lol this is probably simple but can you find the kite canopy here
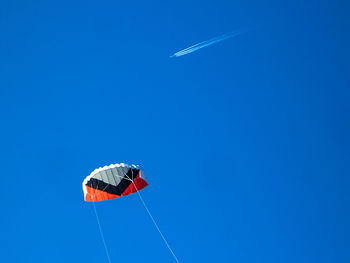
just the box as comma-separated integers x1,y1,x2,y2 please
82,163,148,202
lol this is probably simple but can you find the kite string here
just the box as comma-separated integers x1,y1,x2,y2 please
131,181,180,263
92,196,112,263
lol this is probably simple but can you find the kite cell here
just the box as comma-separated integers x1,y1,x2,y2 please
82,163,148,202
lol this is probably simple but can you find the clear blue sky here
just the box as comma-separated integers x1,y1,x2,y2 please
1,1,349,262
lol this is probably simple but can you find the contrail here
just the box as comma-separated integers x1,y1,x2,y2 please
170,29,248,57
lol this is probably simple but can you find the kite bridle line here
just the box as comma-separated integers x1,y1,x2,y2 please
88,169,136,263
91,192,112,263
90,170,180,263
126,170,181,263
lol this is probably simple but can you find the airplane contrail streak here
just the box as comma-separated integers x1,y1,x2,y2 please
170,30,248,57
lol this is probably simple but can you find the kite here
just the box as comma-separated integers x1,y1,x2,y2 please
82,163,180,263
82,163,148,202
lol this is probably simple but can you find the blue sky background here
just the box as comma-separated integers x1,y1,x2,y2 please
1,1,349,262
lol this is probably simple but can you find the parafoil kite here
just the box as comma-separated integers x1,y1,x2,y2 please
82,163,180,263
82,163,148,202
